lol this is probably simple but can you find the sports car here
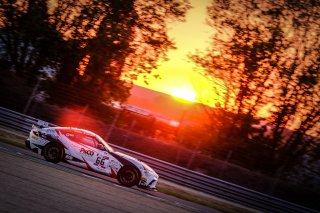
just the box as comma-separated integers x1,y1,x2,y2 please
25,125,159,189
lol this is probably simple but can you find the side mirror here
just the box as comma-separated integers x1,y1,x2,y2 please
97,143,105,151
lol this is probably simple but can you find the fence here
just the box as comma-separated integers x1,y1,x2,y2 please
0,106,318,213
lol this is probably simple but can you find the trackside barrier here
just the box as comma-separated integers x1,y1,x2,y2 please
0,106,317,213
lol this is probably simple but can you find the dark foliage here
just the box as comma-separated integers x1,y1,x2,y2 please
0,0,191,103
191,0,320,175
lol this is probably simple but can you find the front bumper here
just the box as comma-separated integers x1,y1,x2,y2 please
138,175,159,190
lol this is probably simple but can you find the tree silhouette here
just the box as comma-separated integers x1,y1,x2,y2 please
0,0,63,82
0,0,191,102
191,0,319,173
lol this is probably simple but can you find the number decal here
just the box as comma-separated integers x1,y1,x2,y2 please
95,157,105,166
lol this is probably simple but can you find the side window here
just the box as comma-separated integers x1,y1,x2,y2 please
76,134,96,147
64,131,96,147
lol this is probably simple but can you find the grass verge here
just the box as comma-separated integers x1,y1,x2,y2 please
0,129,26,148
157,181,259,213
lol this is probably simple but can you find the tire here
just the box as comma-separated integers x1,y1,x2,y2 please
25,140,31,149
117,166,141,187
43,143,64,163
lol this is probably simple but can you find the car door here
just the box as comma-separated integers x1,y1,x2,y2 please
62,131,97,168
73,132,114,176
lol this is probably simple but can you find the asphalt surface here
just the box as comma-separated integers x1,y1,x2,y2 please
0,142,219,213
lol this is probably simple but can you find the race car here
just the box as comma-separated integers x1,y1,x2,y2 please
25,125,159,189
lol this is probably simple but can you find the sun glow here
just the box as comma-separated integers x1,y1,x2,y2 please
171,87,197,102
133,0,216,106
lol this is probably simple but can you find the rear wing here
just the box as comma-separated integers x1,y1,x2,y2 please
33,120,49,129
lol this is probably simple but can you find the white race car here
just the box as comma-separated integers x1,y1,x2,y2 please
25,126,159,189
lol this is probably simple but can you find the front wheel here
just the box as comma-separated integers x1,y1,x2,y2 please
117,166,141,187
43,143,64,163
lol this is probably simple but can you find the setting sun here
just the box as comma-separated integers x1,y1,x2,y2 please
134,0,214,106
171,87,197,102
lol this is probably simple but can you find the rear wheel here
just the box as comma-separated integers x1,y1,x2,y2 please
43,143,64,163
117,166,141,187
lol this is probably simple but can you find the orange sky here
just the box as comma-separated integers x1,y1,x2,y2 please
133,0,219,106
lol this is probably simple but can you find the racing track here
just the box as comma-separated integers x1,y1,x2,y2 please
0,142,219,213
2,107,319,213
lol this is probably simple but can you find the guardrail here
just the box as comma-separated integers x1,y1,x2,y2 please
0,106,317,213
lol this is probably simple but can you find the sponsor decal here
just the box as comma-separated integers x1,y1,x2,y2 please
109,152,134,167
80,148,94,156
110,160,118,168
31,136,38,140
66,133,74,137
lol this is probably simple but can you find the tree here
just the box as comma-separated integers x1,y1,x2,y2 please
0,0,191,102
192,0,282,153
262,0,320,173
191,0,320,173
0,0,64,82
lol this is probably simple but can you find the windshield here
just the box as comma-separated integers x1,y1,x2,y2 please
95,135,114,152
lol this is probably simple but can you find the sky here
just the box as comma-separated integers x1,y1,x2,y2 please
133,0,217,106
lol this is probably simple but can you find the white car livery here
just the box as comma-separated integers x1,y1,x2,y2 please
25,126,159,189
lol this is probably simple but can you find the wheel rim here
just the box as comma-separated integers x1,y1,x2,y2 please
47,146,60,161
120,170,136,185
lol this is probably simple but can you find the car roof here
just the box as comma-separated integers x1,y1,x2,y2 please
45,127,97,136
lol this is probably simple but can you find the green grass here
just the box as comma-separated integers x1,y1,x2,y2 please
0,130,26,148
